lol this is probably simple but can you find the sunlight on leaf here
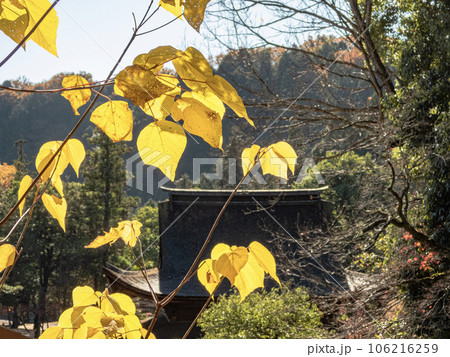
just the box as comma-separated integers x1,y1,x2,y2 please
183,0,211,32
133,45,181,71
197,259,221,296
118,220,142,248
18,174,33,216
171,93,223,149
234,252,265,302
65,139,85,177
114,64,174,107
42,193,67,231
260,141,297,180
20,0,59,56
90,101,133,143
137,120,187,181
61,75,91,115
0,0,28,46
84,227,121,249
248,241,281,286
208,74,253,126
73,286,98,307
0,243,16,273
241,145,260,176
215,246,248,286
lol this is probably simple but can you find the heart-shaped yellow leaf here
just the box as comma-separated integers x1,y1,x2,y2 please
137,121,187,181
20,0,59,56
65,139,85,177
183,0,211,32
0,243,16,273
18,174,33,216
61,75,91,115
114,65,174,107
248,241,281,286
90,101,133,143
234,252,265,302
73,286,98,307
133,45,181,71
117,220,142,248
241,145,260,176
197,258,221,296
171,93,223,149
260,142,297,180
207,74,253,126
42,193,67,232
215,246,248,286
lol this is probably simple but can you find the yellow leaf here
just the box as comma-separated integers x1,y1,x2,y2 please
73,323,88,339
215,246,248,286
140,74,181,120
42,193,66,232
241,145,260,176
18,174,33,216
114,64,174,107
58,307,86,330
133,45,181,71
52,175,63,197
0,0,28,46
81,306,104,329
159,0,183,19
118,220,142,248
123,314,142,339
248,241,281,286
171,93,223,149
109,293,136,316
90,101,133,143
173,46,213,90
0,243,16,273
197,259,221,296
35,141,68,182
183,0,211,32
87,328,106,339
84,227,121,249
270,141,297,175
207,74,254,126
39,326,63,339
210,243,231,260
260,142,297,180
65,138,85,177
20,0,58,56
137,121,187,181
72,286,98,307
61,75,91,115
234,252,265,302
190,88,226,118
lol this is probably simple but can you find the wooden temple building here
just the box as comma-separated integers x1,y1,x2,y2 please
103,187,341,338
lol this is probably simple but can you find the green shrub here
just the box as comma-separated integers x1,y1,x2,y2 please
197,286,329,339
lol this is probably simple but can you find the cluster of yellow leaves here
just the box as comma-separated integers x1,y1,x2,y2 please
40,286,155,339
198,241,281,302
85,220,142,249
17,139,85,231
60,46,251,183
0,0,58,56
159,0,210,32
0,243,16,273
242,142,298,180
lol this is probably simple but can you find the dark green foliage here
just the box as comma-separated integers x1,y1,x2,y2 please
197,286,329,339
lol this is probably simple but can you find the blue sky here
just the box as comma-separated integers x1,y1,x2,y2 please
0,1,213,83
